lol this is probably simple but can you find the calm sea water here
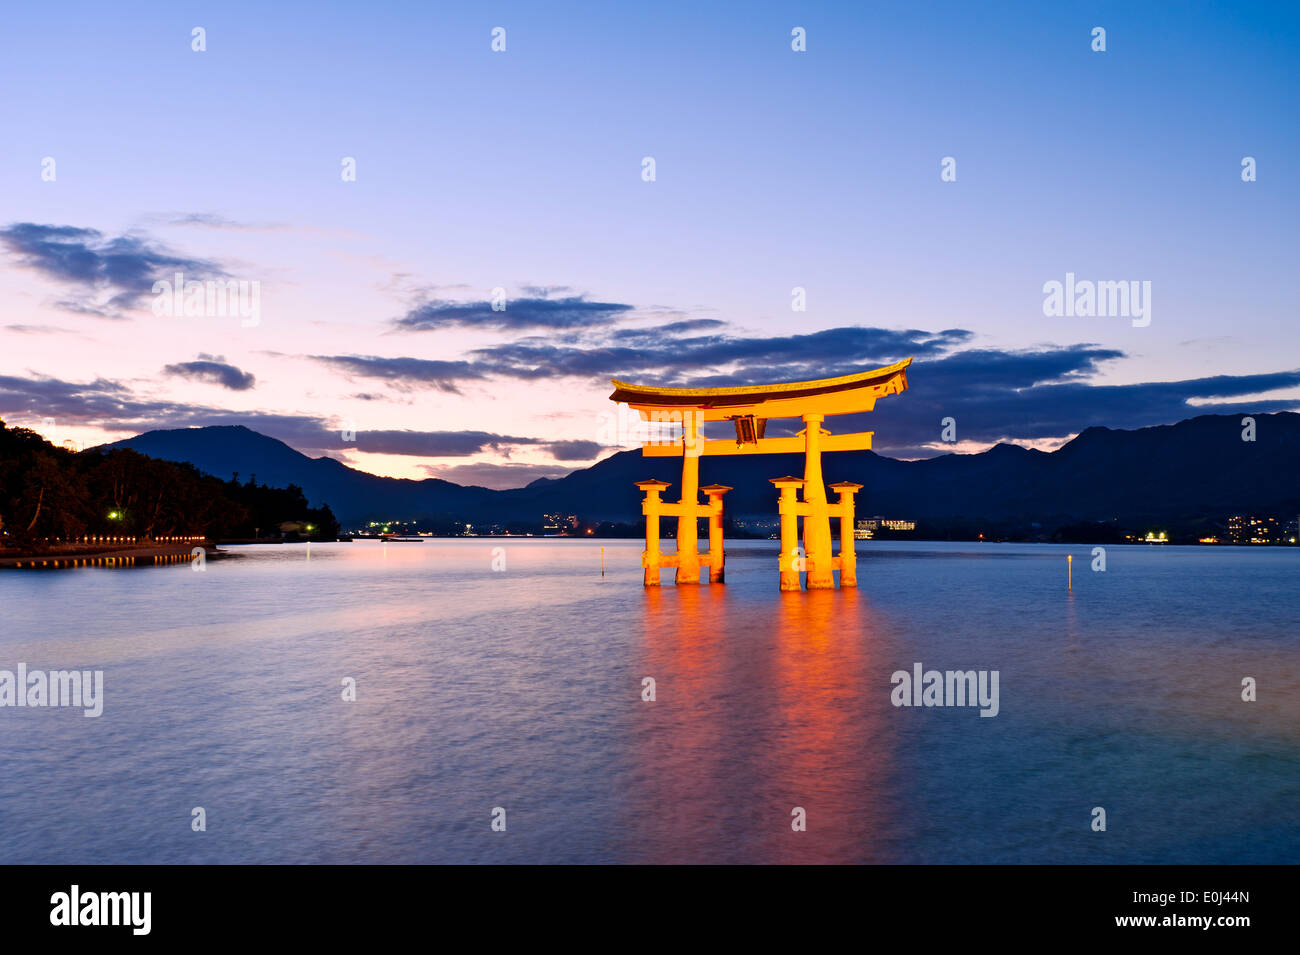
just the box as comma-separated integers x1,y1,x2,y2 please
0,539,1296,864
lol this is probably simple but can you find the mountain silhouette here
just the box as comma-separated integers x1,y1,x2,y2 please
99,414,1300,530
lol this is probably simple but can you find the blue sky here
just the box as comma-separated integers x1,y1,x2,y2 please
1,1,1297,485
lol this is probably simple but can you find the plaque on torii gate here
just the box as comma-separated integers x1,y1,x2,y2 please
609,357,912,590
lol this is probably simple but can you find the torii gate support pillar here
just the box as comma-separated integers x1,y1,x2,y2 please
636,479,671,586
829,481,862,588
701,484,731,582
771,477,805,592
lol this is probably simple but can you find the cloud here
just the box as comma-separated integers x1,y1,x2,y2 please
307,355,484,393
162,356,256,391
0,375,535,459
0,373,139,423
460,325,970,384
851,353,1300,456
144,212,356,238
327,429,544,457
7,319,1300,468
518,285,574,298
160,213,260,229
0,368,609,469
609,318,727,340
154,213,285,231
394,294,634,332
479,321,1300,453
0,374,297,447
307,320,1300,455
304,431,603,462
3,324,71,335
545,439,603,461
0,222,226,318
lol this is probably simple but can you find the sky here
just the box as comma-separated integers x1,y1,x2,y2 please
1,0,1297,487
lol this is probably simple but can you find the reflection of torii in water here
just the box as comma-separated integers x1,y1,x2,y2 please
609,357,912,591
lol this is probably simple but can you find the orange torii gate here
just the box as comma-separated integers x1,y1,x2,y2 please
609,357,912,590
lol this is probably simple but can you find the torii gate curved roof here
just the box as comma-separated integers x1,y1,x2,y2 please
610,357,911,421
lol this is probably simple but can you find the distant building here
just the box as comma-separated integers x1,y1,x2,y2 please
1228,515,1282,544
879,519,916,531
855,517,915,539
542,513,578,533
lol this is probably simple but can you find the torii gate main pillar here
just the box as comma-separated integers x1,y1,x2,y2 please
675,411,702,584
800,413,835,589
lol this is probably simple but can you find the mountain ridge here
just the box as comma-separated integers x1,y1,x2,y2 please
97,413,1300,529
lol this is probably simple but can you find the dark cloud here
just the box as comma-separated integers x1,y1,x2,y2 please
518,285,574,298
299,429,602,462
0,372,141,423
0,222,226,317
162,356,256,391
307,321,1300,456
467,325,971,383
197,418,541,459
308,355,483,394
394,295,634,332
608,318,727,342
546,439,603,461
669,339,1300,455
7,320,1300,468
0,375,538,460
0,393,321,444
863,357,1300,455
331,430,543,457
313,325,967,392
484,323,1300,454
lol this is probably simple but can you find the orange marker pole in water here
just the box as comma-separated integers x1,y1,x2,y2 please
1067,554,1073,591
601,547,605,577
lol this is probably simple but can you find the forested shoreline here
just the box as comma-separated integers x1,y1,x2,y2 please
0,419,339,554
